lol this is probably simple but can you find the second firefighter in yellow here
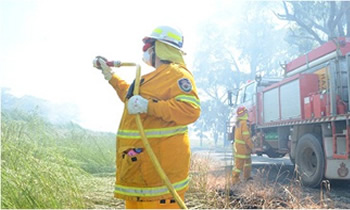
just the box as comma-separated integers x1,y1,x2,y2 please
232,106,254,184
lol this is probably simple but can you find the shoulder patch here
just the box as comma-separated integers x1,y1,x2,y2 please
177,78,192,93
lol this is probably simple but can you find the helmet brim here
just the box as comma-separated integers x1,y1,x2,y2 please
143,36,186,55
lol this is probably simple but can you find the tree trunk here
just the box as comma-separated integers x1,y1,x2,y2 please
250,58,258,79
327,1,337,40
346,2,350,36
214,132,218,146
338,21,345,37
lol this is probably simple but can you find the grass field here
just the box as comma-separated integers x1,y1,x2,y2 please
1,110,334,209
1,110,116,209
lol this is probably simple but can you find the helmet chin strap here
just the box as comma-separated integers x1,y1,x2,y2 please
152,50,156,67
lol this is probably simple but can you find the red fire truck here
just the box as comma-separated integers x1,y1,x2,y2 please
228,37,350,187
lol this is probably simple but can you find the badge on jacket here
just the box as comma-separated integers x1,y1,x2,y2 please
178,78,192,93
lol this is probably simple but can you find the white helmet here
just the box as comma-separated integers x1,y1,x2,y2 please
143,25,184,50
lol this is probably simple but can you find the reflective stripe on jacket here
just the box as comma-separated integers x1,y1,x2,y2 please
117,125,188,139
115,177,189,197
109,63,200,201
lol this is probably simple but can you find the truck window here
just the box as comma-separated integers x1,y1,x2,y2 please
244,82,255,103
235,82,256,106
236,87,244,105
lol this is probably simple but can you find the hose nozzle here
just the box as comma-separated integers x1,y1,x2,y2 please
93,56,122,69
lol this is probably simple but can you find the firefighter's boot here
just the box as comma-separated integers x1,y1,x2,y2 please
232,172,241,185
243,158,252,181
232,158,245,185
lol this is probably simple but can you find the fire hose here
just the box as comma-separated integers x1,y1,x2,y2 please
95,59,188,209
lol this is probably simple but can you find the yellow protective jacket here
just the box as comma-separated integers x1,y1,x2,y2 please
234,120,254,158
108,63,201,201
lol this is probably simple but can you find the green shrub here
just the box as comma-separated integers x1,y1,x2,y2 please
1,110,116,208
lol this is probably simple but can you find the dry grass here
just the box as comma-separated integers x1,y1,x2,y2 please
82,174,124,209
187,154,334,209
81,155,336,209
2,110,339,209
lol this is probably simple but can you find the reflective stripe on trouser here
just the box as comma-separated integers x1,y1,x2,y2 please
242,131,250,135
232,155,252,184
243,158,252,179
235,139,245,145
115,177,189,197
117,126,188,139
125,193,185,209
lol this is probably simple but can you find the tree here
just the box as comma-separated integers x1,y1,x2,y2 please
192,20,246,147
192,45,237,146
277,1,350,53
235,1,294,78
192,2,291,146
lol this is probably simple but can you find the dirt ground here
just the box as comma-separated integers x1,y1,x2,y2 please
194,148,350,209
84,149,350,209
83,175,124,209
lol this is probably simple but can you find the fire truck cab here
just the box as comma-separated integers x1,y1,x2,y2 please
228,37,350,187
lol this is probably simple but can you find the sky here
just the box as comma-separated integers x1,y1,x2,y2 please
0,0,244,132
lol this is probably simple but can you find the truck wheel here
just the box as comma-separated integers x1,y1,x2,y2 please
295,133,324,187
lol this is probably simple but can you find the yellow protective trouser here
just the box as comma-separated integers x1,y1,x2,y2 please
125,193,185,209
232,156,252,184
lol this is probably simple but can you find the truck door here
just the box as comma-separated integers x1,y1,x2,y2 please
236,81,256,122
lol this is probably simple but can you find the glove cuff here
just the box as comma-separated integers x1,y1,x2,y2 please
104,72,114,81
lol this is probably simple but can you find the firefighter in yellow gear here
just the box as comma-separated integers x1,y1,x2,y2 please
93,25,201,209
232,106,254,184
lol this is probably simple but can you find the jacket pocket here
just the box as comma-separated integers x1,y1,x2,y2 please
119,148,146,185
